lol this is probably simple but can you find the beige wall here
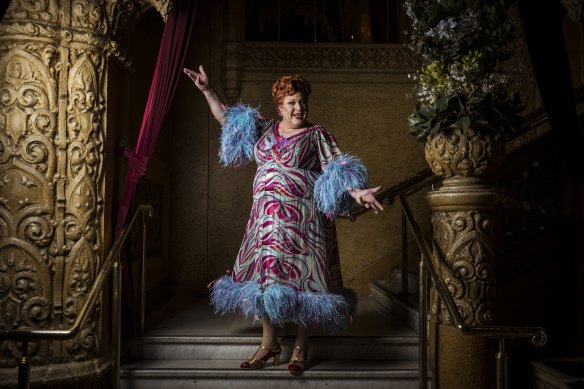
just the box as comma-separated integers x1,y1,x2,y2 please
166,1,428,296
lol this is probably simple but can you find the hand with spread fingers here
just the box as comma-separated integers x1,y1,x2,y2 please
183,65,226,125
183,65,209,93
350,186,384,214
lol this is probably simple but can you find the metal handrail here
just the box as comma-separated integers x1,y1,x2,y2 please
349,168,435,220
0,204,153,389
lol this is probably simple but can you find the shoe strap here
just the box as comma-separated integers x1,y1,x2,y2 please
291,345,308,362
260,344,280,352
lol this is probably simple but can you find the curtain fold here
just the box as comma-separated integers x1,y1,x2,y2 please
116,0,198,233
114,0,198,333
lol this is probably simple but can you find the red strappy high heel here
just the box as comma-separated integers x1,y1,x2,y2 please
288,345,309,374
240,344,282,369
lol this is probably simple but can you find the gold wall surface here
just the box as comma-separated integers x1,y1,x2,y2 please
0,0,170,384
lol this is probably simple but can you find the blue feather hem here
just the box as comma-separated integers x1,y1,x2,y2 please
219,104,262,167
210,275,358,333
314,153,368,217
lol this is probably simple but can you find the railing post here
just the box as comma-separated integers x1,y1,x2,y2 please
112,260,122,389
18,341,29,389
138,212,148,334
401,210,409,296
419,257,428,389
496,338,508,389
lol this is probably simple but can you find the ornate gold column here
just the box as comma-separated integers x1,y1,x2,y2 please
0,0,169,386
424,127,501,389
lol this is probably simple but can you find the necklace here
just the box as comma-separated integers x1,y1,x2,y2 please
273,134,289,153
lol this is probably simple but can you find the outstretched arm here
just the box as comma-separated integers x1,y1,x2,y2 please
183,65,226,126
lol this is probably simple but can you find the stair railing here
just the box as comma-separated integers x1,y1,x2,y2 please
0,204,153,389
345,85,584,388
399,178,547,389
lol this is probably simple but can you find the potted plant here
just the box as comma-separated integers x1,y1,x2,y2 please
404,0,523,178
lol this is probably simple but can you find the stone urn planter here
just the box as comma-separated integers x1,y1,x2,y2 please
424,125,504,179
424,125,503,325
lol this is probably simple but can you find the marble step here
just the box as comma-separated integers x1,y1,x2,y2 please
120,358,423,389
370,281,420,334
125,335,419,361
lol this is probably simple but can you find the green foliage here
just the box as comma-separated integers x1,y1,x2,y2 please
407,92,523,140
404,0,523,141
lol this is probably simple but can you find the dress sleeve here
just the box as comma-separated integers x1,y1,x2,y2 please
219,104,268,167
313,127,368,218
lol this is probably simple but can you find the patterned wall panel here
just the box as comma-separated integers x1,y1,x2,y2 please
0,0,171,372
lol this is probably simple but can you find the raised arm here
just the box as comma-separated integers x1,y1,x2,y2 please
183,65,226,126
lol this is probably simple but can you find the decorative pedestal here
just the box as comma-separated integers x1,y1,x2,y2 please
423,125,503,389
426,177,500,389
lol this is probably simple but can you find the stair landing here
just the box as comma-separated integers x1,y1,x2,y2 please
120,293,423,389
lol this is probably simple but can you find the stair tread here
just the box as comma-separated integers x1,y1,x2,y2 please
372,280,419,306
124,335,419,362
121,358,420,377
130,335,418,344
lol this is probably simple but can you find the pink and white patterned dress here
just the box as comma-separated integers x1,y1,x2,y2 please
211,106,367,332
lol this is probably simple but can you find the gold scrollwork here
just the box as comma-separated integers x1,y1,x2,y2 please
20,215,55,249
0,51,57,147
0,161,53,214
0,245,51,331
72,0,107,33
4,0,59,24
431,209,496,325
21,136,55,176
0,0,165,370
64,325,98,361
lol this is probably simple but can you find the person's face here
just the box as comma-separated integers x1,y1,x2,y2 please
279,91,308,129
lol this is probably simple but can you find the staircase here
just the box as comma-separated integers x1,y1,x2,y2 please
119,292,425,389
370,269,420,334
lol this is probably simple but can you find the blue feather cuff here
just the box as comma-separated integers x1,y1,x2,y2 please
219,104,262,167
314,154,368,217
210,275,357,333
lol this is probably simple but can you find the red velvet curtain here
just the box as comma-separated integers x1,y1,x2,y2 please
116,0,197,234
115,0,197,328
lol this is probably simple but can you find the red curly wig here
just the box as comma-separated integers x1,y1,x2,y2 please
271,75,312,111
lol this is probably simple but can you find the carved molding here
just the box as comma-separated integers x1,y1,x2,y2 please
146,0,172,22
243,43,421,71
425,127,505,178
104,0,170,68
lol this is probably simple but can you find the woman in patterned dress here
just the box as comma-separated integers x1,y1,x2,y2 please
184,66,383,374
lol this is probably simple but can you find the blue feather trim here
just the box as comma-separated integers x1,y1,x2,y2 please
210,275,357,332
314,153,368,217
219,104,262,167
